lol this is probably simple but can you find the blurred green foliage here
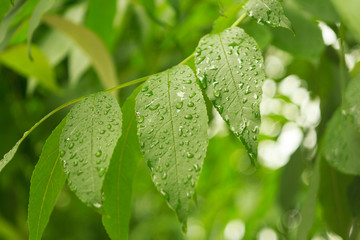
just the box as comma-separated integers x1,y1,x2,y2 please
0,0,360,239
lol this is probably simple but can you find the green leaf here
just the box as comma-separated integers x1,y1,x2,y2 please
102,85,143,240
0,1,11,20
212,4,243,34
59,92,122,207
344,72,360,133
195,27,264,159
323,109,360,175
27,0,56,58
244,0,292,31
270,3,325,62
318,159,353,239
28,118,67,240
293,0,339,22
347,177,360,219
296,156,321,240
0,44,59,92
68,47,90,87
85,0,117,49
135,65,208,228
331,0,360,43
42,14,118,89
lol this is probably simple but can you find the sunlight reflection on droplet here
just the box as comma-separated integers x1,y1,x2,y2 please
257,228,278,240
224,219,246,240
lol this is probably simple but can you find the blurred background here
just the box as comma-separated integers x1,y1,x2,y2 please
0,0,359,239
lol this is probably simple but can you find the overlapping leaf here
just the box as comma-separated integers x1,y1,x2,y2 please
85,0,117,49
28,118,67,240
27,0,56,57
135,65,208,228
344,73,360,132
331,0,360,43
323,110,360,175
0,44,58,92
318,159,353,239
244,0,292,31
59,92,122,207
195,27,264,159
102,86,143,240
43,14,118,89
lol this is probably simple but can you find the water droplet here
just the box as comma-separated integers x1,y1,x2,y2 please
100,129,106,134
216,105,223,114
187,102,194,107
242,98,248,103
99,168,106,177
73,161,78,166
193,164,201,172
145,91,153,97
60,151,66,157
95,150,102,157
93,202,102,208
68,143,74,149
160,189,169,200
161,173,167,180
106,104,112,108
216,55,221,60
149,103,160,110
214,90,221,98
185,114,193,120
141,86,149,92
179,127,183,136
70,153,77,159
187,152,194,158
137,114,144,123
186,192,192,199
176,101,183,109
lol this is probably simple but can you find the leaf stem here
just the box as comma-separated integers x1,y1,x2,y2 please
231,12,248,27
1,7,251,167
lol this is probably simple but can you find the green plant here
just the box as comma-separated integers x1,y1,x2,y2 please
0,0,360,239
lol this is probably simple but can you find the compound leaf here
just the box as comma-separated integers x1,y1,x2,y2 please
135,65,208,228
28,118,67,240
102,86,143,240
59,92,122,207
195,27,264,160
244,0,292,31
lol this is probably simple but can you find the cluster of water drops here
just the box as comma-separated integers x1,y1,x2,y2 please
195,27,264,156
135,66,208,208
59,93,122,203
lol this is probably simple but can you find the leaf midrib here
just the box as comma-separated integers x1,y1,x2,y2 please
217,32,250,152
35,150,59,240
90,96,96,201
167,70,181,209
